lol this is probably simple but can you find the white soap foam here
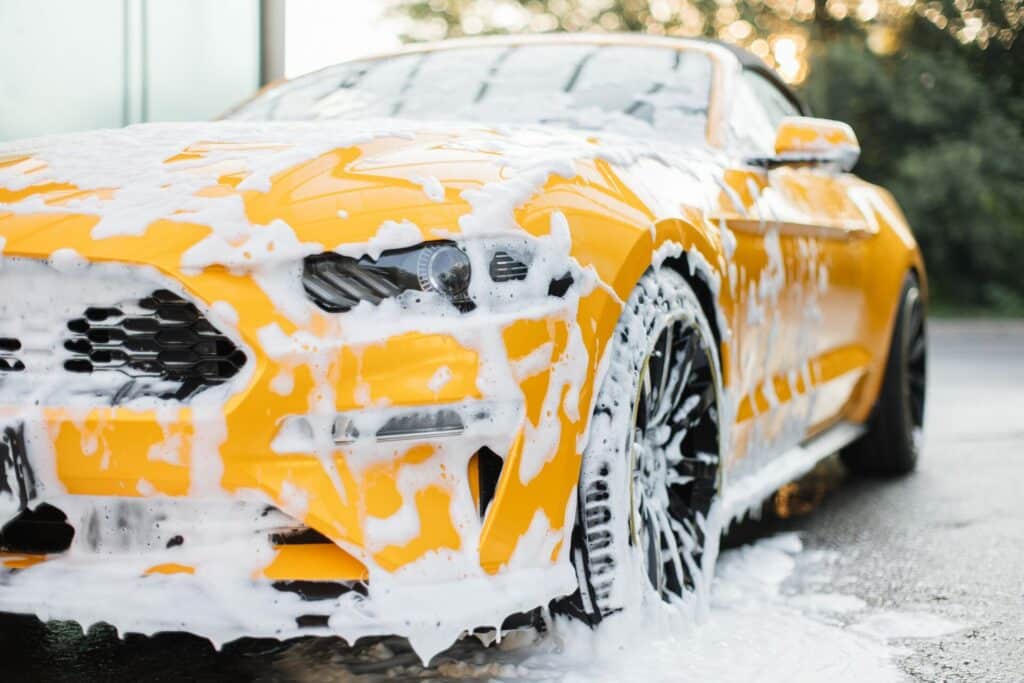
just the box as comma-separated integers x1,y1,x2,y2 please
852,610,965,641
269,533,916,682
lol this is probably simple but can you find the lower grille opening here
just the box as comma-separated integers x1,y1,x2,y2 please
274,580,367,602
474,447,504,519
0,503,75,555
548,272,574,297
474,608,544,633
269,527,332,545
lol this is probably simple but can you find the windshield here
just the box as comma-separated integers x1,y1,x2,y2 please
229,43,713,142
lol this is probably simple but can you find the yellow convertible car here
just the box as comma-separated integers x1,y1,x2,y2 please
0,35,926,658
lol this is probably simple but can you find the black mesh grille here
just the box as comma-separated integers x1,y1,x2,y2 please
63,289,246,400
0,337,24,372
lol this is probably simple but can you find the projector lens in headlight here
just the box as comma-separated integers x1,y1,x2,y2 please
418,244,471,300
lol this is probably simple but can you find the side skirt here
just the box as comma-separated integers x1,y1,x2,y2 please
721,421,867,522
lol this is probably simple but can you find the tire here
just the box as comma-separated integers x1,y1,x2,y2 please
568,268,724,622
841,274,927,476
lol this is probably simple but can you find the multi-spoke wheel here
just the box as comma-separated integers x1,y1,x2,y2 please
570,268,722,621
629,316,720,598
842,273,927,475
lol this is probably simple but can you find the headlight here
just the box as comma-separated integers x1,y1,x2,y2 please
417,244,472,301
303,240,537,313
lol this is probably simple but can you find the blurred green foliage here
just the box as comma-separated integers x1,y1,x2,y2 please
392,1,1024,312
804,20,1024,312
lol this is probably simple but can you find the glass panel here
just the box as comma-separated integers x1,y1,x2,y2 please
145,0,260,122
726,76,778,157
312,54,425,120
743,72,800,128
443,45,595,126
0,0,124,141
393,48,507,117
230,44,713,142
571,46,711,142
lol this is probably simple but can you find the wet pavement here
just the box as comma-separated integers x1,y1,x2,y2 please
1,319,1022,682
780,320,1024,682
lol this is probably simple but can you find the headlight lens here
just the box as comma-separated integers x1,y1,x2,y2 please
303,241,532,313
417,244,472,300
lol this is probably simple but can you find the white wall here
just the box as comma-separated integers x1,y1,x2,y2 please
0,0,261,141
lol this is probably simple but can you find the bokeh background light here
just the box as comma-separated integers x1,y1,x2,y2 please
383,0,1023,85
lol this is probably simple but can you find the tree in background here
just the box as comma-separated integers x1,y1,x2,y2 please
390,0,1024,312
803,20,1024,309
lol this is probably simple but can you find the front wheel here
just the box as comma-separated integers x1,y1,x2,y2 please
841,274,927,476
570,268,724,621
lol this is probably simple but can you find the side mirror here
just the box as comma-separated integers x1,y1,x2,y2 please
756,116,861,172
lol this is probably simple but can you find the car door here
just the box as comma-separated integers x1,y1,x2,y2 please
712,68,873,467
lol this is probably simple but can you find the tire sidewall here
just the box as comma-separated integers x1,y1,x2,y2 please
891,276,926,466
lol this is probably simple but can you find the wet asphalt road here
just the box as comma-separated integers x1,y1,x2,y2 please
0,319,1021,682
782,319,1024,682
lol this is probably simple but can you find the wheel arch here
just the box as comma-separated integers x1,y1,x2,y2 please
658,254,724,349
847,198,928,424
587,212,729,340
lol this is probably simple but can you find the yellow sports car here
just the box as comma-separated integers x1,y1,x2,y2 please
0,34,926,658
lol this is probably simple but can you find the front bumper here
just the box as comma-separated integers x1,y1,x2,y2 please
0,123,634,654
0,526,575,659
0,255,601,648
0,356,578,652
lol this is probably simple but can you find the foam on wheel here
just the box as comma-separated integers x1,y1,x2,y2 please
568,268,724,622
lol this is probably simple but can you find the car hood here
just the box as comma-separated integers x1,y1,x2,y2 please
0,120,644,272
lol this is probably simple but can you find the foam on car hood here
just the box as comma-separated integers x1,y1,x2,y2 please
0,120,642,270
